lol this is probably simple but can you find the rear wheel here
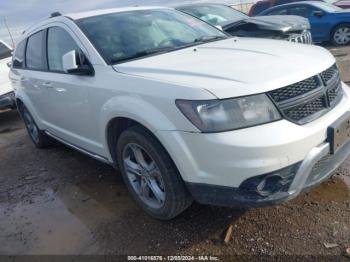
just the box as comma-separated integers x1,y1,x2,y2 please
19,104,53,148
117,125,192,220
332,24,350,46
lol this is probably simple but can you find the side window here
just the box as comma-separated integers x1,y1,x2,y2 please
26,30,46,70
13,40,26,69
253,2,271,15
47,27,80,72
290,6,312,18
268,8,288,15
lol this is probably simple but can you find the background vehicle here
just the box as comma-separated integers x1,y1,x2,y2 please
259,1,350,45
177,4,312,44
334,0,350,9
0,40,15,110
9,7,350,220
248,0,323,16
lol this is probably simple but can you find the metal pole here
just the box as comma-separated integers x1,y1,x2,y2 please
4,18,15,48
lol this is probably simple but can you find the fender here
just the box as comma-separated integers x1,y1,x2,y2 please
100,94,181,159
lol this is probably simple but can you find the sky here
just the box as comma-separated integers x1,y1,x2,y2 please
0,0,244,46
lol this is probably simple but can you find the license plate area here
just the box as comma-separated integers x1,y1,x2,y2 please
327,112,350,154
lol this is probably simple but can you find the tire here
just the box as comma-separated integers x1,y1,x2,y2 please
331,24,350,46
116,125,193,220
18,104,53,148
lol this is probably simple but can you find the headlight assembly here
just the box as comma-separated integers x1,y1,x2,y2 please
176,94,281,132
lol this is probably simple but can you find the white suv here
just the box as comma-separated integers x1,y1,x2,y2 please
0,40,15,110
9,7,350,219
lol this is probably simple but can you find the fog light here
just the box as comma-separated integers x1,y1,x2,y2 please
256,174,283,197
238,163,300,199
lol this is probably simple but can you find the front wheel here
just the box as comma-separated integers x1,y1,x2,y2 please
332,24,350,46
117,126,193,220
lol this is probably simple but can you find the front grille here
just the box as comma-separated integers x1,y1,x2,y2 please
268,64,342,125
268,77,319,103
321,64,338,84
283,96,326,122
288,30,313,44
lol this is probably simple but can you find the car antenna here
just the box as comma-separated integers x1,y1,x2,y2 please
3,18,15,48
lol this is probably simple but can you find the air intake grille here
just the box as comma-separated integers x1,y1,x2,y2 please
268,77,319,103
268,64,342,125
321,64,338,84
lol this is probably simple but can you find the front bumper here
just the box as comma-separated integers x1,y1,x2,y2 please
156,83,350,207
0,91,15,110
186,140,350,207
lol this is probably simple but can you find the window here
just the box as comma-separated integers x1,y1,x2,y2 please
290,6,312,18
268,8,288,15
178,5,248,26
77,9,226,64
26,31,46,70
0,42,12,60
47,27,80,72
252,2,271,15
13,40,26,68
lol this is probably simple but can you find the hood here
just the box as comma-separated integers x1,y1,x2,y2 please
114,38,335,99
243,15,310,32
0,57,12,95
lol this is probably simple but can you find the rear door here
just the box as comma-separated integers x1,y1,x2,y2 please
22,30,51,123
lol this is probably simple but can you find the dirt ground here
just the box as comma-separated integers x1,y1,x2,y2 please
0,46,349,259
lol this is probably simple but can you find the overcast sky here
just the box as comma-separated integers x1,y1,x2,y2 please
0,0,242,46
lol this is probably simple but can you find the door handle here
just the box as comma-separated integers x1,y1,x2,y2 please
42,82,53,88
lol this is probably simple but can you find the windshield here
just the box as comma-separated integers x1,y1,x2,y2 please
177,5,248,26
312,2,343,11
77,9,227,64
0,42,12,60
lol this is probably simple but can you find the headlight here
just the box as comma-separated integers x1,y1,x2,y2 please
176,94,281,132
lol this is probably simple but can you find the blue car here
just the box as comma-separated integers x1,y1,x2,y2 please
258,1,350,45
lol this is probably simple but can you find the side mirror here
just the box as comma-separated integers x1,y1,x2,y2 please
312,10,324,18
6,61,12,68
62,50,94,76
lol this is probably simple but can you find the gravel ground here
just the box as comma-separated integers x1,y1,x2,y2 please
0,45,349,259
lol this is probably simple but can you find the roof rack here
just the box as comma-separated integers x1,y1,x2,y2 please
50,12,62,18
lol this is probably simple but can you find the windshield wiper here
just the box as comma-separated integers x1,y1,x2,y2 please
111,46,174,64
193,35,227,43
111,36,227,64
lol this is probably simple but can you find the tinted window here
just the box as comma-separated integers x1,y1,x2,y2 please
268,8,288,15
275,0,294,6
47,27,80,72
0,42,12,60
78,9,226,64
26,31,46,70
290,6,312,17
252,2,271,15
13,40,26,68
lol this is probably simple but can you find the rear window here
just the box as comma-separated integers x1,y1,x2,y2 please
13,40,26,69
0,42,12,60
26,30,46,70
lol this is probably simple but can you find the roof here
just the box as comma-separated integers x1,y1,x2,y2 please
269,1,323,8
65,6,169,20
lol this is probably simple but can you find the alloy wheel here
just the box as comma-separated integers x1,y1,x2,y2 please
334,26,350,45
23,109,39,144
122,143,166,209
